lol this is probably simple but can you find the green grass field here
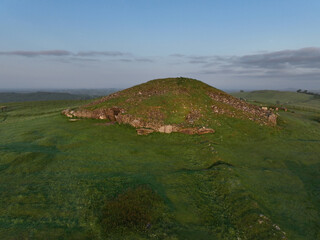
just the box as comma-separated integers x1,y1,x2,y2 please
232,90,320,112
0,98,319,239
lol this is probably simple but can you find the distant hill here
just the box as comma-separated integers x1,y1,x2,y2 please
46,88,121,97
0,92,91,103
0,89,120,103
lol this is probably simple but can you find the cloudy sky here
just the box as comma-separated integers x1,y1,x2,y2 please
1,0,320,90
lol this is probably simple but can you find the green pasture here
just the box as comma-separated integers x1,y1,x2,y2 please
232,90,320,112
0,99,319,239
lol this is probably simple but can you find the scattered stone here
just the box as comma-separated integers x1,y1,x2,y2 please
197,127,215,134
131,119,141,128
178,127,215,135
106,107,121,121
178,128,197,135
209,92,277,125
69,119,80,122
62,109,73,118
273,224,281,231
62,108,121,121
63,109,216,135
267,113,277,125
186,110,202,123
136,128,154,135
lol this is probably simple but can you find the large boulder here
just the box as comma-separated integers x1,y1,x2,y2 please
267,113,277,126
158,125,173,134
197,127,215,135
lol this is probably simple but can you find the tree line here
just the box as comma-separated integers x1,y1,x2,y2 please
296,89,320,98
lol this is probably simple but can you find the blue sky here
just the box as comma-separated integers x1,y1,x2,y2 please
1,0,320,90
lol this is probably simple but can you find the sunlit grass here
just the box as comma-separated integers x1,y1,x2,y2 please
0,99,319,239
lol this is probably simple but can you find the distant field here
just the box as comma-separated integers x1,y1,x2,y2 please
0,92,91,103
0,97,319,239
232,90,320,112
0,89,120,103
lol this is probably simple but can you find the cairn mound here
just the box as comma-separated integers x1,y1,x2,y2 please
62,77,277,134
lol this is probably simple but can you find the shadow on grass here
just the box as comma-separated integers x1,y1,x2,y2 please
100,186,164,234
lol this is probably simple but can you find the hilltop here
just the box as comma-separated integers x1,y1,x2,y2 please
63,77,277,134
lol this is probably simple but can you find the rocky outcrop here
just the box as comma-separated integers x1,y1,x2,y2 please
62,107,121,121
62,108,215,136
208,92,277,126
158,125,173,134
197,127,215,135
136,128,155,135
135,126,215,136
267,113,277,125
178,128,197,135
177,127,215,135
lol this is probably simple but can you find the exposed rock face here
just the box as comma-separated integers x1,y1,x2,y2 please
208,91,277,125
267,113,278,125
62,109,74,118
177,127,215,135
130,119,141,128
62,108,121,121
197,128,215,134
62,109,215,135
136,128,155,135
158,125,173,134
107,108,121,121
178,128,197,135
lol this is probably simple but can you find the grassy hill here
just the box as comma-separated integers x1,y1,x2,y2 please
67,78,277,131
232,90,320,112
0,88,319,239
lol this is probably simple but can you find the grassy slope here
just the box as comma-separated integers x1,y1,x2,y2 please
232,90,320,112
0,99,319,239
88,78,221,126
87,78,263,126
